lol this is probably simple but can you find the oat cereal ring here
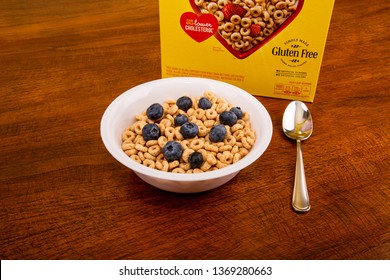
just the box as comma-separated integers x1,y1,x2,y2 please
263,28,273,36
221,30,232,40
219,144,233,152
263,10,270,21
122,129,135,141
241,17,252,28
231,145,239,154
205,153,217,165
158,123,166,133
164,127,175,140
200,161,212,172
250,6,263,17
193,168,205,173
217,0,228,8
187,108,195,116
233,130,244,141
205,142,219,153
180,162,191,171
130,154,142,164
239,148,249,157
166,105,178,116
145,140,158,147
245,133,255,145
121,140,135,151
287,5,296,12
244,128,256,138
240,27,251,36
242,137,253,149
221,151,234,164
194,109,205,119
226,38,233,46
215,10,224,21
233,153,242,163
158,136,168,148
143,159,156,169
156,160,169,172
190,138,205,150
223,22,235,32
216,102,228,113
172,167,185,173
148,145,161,157
135,143,148,152
181,139,190,149
205,109,218,120
245,0,255,7
216,160,228,169
267,5,276,15
174,127,184,141
168,160,180,170
137,151,145,162
195,0,204,6
275,2,287,10
182,148,195,163
230,32,242,42
162,102,170,112
207,2,218,13
125,149,137,156
133,120,146,135
231,14,241,25
224,135,237,146
188,115,197,123
285,0,296,6
235,40,245,49
198,126,208,137
204,119,215,128
144,152,156,161
267,18,275,29
156,153,164,160
231,123,244,133
203,91,216,101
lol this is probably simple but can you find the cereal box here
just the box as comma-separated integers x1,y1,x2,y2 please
159,0,335,102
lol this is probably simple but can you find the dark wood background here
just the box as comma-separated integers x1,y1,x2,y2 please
1,0,389,259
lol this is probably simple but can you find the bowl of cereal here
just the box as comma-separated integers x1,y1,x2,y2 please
100,77,272,193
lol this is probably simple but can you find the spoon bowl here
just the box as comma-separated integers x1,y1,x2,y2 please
283,101,313,212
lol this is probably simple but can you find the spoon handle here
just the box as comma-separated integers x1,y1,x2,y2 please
292,140,311,212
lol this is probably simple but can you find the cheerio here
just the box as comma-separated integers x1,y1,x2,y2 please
159,0,335,102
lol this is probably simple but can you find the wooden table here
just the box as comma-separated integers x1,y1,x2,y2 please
1,0,389,260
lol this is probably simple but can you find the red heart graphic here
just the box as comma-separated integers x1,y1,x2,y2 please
188,0,304,59
180,12,218,43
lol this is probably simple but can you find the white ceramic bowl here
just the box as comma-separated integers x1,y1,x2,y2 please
100,77,272,193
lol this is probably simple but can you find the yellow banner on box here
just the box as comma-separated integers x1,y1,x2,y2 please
160,0,335,102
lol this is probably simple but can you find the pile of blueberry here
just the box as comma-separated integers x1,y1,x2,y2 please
142,96,243,169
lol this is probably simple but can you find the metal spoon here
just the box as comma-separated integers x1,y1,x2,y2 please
282,101,313,213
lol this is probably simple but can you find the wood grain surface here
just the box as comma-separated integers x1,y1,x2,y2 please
1,0,389,260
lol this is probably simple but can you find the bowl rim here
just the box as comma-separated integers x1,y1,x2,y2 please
100,77,273,182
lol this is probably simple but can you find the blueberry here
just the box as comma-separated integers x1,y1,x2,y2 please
230,106,243,119
174,114,188,126
146,103,163,120
198,97,212,110
180,122,199,139
209,124,227,142
176,96,193,112
162,141,183,162
219,111,238,126
189,152,204,169
141,123,161,141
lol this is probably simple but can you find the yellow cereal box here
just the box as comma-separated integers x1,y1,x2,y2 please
159,0,335,102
